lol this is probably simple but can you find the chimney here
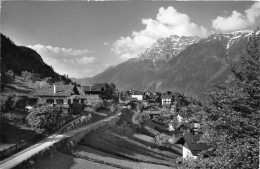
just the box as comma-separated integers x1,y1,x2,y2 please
54,85,56,94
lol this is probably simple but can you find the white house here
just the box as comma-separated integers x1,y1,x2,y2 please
33,85,81,114
175,133,211,159
161,95,172,105
131,91,144,100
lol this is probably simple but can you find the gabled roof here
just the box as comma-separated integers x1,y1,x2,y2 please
33,85,77,97
161,95,172,99
76,87,84,95
83,85,104,92
175,133,211,156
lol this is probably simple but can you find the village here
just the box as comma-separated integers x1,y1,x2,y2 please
0,72,213,165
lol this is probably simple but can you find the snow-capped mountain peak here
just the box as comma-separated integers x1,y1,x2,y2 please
134,35,201,61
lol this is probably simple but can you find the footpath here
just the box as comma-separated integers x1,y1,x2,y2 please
0,107,123,169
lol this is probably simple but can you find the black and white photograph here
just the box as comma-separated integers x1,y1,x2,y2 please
0,1,259,169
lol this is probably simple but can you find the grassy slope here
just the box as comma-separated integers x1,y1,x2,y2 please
79,125,179,167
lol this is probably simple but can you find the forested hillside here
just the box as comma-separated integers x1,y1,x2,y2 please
1,34,72,84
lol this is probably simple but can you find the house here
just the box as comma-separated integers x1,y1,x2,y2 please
177,111,193,123
147,95,158,103
33,85,80,114
131,91,144,100
175,133,211,159
143,110,162,119
161,95,172,106
32,73,41,82
176,123,192,133
83,85,106,96
189,120,201,131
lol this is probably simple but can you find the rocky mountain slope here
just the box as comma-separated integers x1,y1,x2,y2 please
72,30,256,100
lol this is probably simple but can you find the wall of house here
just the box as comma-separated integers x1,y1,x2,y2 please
162,98,171,105
183,142,197,159
40,96,67,104
40,95,83,105
131,95,143,100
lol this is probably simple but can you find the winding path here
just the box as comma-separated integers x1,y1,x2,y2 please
0,107,123,169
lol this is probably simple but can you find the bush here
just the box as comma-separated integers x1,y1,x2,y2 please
26,104,60,134
85,97,104,111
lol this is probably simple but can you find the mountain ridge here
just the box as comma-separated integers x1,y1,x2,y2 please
71,30,256,100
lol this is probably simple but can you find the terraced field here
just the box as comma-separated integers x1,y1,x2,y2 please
78,125,180,167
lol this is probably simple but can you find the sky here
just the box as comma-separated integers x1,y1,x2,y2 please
1,1,260,78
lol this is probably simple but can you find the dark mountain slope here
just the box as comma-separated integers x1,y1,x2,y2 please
1,34,72,83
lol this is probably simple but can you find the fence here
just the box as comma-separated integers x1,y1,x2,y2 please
0,115,79,161
0,136,39,160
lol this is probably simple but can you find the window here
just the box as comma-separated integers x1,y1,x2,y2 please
56,99,64,104
68,99,71,104
46,99,54,104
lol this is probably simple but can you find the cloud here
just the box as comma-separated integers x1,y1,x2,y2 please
103,42,109,46
212,2,260,31
76,56,96,64
27,44,93,57
111,6,209,60
27,44,100,78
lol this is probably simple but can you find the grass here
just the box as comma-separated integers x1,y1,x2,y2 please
79,125,180,166
72,145,173,169
38,151,117,169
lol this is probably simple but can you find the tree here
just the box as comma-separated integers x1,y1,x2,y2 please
71,102,84,115
182,28,260,169
26,104,60,134
21,71,32,82
109,83,116,92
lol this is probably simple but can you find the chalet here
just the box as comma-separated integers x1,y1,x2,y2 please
161,95,172,106
33,85,80,114
83,85,106,96
176,123,192,133
175,133,211,159
33,85,80,104
143,110,162,119
147,95,158,103
131,91,144,101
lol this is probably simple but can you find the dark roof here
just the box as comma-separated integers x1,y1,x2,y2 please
83,85,104,92
143,110,162,115
132,91,144,95
175,133,211,156
33,85,77,97
177,123,191,129
148,95,157,99
128,98,139,102
161,95,172,99
76,87,84,95
178,111,193,118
